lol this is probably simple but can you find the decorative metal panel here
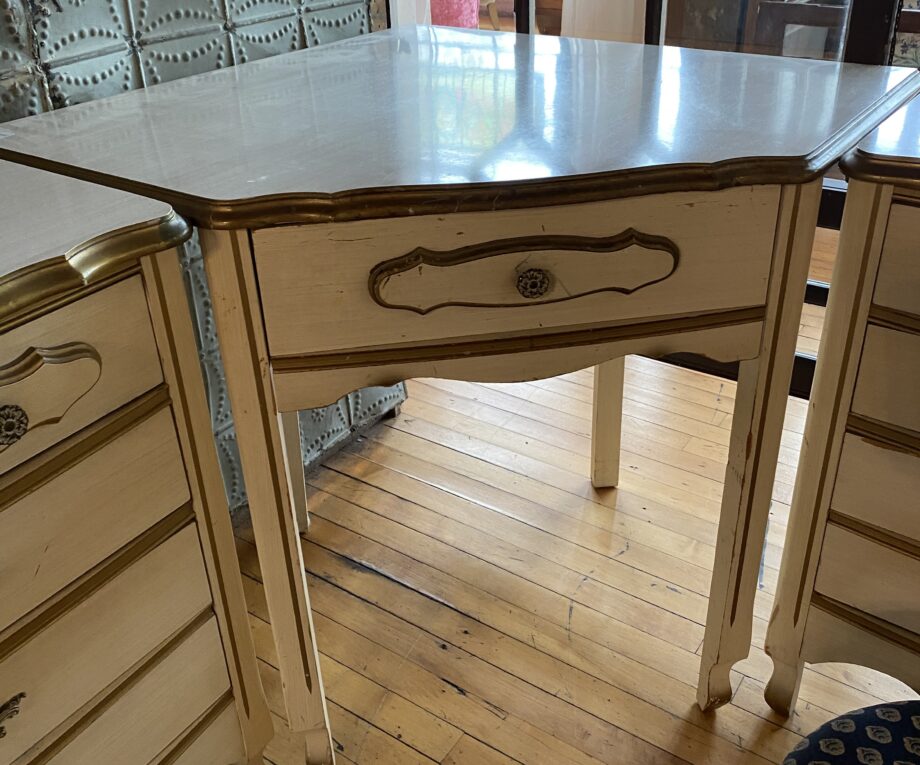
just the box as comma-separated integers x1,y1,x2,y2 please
0,0,402,515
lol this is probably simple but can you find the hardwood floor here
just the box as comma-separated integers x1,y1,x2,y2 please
236,348,917,764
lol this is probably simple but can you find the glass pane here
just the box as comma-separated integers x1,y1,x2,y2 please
664,0,855,61
893,1,920,66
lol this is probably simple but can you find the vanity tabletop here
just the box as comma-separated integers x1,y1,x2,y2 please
0,161,187,322
0,26,918,227
842,95,920,188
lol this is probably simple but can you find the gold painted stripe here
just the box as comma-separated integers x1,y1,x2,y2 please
20,608,215,765
793,184,885,624
152,692,235,765
827,512,920,560
847,413,920,454
0,385,171,512
145,255,250,717
271,306,766,374
0,504,195,660
811,593,920,655
868,304,920,335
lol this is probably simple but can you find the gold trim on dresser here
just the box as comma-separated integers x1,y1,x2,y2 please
368,230,681,314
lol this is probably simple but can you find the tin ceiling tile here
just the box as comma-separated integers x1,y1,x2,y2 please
138,27,232,84
129,0,227,40
232,14,301,63
0,70,49,119
46,47,141,106
1,0,32,68
303,1,368,46
228,0,297,24
34,0,131,65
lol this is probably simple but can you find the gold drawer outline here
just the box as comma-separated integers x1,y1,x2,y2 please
0,343,102,453
368,228,681,315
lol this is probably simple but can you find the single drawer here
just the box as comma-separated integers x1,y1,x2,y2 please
875,204,920,318
253,186,780,357
815,523,920,635
832,432,920,541
852,325,920,434
0,407,190,631
170,703,246,765
0,277,163,474
42,617,230,765
0,525,212,763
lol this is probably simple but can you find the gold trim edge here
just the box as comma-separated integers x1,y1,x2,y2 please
0,210,190,326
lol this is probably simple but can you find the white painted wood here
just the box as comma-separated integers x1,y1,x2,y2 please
271,320,763,412
875,204,920,318
833,433,920,541
169,703,247,765
763,181,896,716
0,526,212,764
281,410,310,532
815,523,920,635
697,180,823,711
200,228,334,765
43,617,230,765
388,0,430,26
0,278,163,473
0,408,189,631
801,607,920,696
562,0,646,43
852,324,920,434
590,357,624,488
253,188,779,357
143,250,274,761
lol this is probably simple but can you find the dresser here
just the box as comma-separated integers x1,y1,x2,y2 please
0,162,272,764
764,98,920,715
1,27,918,762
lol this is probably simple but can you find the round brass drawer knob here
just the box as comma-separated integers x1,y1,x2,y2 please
0,404,29,446
516,268,551,299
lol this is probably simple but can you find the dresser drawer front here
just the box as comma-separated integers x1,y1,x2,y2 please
852,325,920,434
0,278,163,473
0,525,212,762
815,524,920,635
170,703,246,765
43,617,230,765
832,433,920,541
253,187,779,357
0,407,190,631
875,204,920,318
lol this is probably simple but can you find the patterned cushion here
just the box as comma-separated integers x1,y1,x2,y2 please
785,701,920,764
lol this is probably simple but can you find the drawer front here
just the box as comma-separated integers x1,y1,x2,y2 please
815,524,920,635
44,617,230,765
170,703,246,765
0,525,212,762
875,204,920,318
0,277,163,473
832,433,920,541
253,186,780,357
0,407,190,631
852,325,920,434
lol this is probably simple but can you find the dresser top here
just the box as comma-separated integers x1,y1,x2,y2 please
0,161,188,324
1,26,918,228
842,95,920,189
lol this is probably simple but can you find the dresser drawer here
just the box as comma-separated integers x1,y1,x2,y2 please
815,523,920,635
0,406,190,631
852,325,920,434
170,703,246,765
253,186,780,357
42,616,230,765
0,525,212,763
875,204,920,318
0,277,163,474
832,433,920,541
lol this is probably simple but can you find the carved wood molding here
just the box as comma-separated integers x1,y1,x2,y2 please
368,229,681,315
0,342,102,453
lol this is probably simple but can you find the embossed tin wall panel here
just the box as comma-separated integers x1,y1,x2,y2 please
304,2,369,46
0,0,401,514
